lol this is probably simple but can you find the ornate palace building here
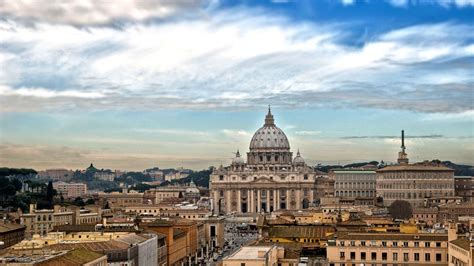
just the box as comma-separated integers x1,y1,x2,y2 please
210,108,328,214
376,130,455,207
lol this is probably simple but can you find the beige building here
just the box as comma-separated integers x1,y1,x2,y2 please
376,131,455,207
20,204,103,238
20,204,73,237
53,181,87,198
37,169,74,181
223,245,298,266
98,189,144,208
327,232,449,266
144,186,187,204
449,237,474,266
210,108,329,214
455,176,474,203
332,168,376,204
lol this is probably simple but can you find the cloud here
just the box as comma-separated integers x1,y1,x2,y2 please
386,0,474,7
340,134,444,139
221,129,252,137
0,0,210,25
0,11,472,114
294,130,321,136
421,110,474,121
0,85,105,98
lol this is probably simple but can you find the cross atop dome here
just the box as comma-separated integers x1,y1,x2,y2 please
264,105,274,126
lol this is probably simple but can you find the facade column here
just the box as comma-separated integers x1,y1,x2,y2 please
249,188,254,214
257,189,261,213
237,190,241,213
226,190,231,214
286,189,290,210
273,189,280,211
267,189,271,212
296,190,301,210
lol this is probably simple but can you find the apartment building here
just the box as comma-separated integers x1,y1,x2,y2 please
53,181,87,198
327,232,449,266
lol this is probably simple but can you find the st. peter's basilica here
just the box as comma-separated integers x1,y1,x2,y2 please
210,107,332,214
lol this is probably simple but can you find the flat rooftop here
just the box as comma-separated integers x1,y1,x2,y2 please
226,246,271,260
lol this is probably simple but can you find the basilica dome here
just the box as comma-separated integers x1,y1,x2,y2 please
293,150,305,164
232,150,245,164
249,107,290,150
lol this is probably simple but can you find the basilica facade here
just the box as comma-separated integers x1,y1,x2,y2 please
210,108,329,214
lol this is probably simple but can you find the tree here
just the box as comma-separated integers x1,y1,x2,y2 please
389,200,413,220
46,181,54,203
86,198,95,205
73,197,85,206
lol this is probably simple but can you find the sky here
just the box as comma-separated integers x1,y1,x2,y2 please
0,0,473,171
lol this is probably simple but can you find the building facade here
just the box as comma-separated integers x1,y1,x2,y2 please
53,182,87,198
455,176,474,203
332,169,376,204
327,232,449,266
376,131,455,207
0,223,25,249
210,108,328,214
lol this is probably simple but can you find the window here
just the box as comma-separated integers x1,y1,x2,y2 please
241,263,246,266
436,253,442,262
414,242,419,247
425,253,430,262
371,252,377,260
382,252,387,261
392,241,398,247
304,174,308,180
436,242,441,247
340,241,345,246
219,175,224,181
382,241,387,247
393,252,398,261
414,253,419,261
340,252,345,259
425,242,430,247
403,253,409,262
403,242,408,247
361,252,366,260
361,241,366,246
350,241,355,246
351,252,356,260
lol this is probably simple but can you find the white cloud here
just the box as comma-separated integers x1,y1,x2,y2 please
0,0,209,25
221,129,252,137
387,0,474,7
0,85,105,98
294,130,322,136
422,110,474,121
0,12,472,114
341,0,355,5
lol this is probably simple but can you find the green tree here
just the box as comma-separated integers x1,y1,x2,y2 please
86,198,95,205
389,200,413,220
46,181,54,203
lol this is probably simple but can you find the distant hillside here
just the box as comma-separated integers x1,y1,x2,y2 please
315,161,379,173
160,169,212,188
0,167,37,177
441,161,474,176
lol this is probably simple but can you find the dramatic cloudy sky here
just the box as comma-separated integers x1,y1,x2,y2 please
0,0,473,170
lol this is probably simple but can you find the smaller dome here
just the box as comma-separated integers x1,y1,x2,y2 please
232,150,245,164
293,149,305,164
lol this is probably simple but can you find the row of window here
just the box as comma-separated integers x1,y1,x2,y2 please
339,251,444,262
339,240,443,248
220,174,310,181
379,182,453,189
